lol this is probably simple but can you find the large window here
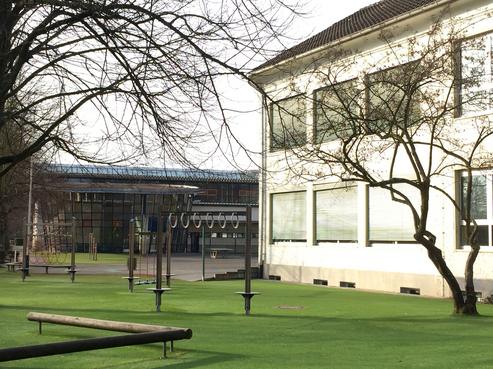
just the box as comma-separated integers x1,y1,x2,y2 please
271,191,306,242
270,95,306,151
366,63,421,132
458,32,493,115
459,173,491,247
315,186,358,242
314,80,360,143
369,187,416,242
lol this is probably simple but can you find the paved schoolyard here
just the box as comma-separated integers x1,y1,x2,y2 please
25,254,258,281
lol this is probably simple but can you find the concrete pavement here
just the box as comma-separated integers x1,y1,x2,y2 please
24,254,259,281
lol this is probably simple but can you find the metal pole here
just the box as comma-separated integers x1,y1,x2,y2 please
245,206,252,315
154,211,164,312
128,219,135,292
21,222,28,282
165,222,172,288
69,218,76,282
201,225,205,282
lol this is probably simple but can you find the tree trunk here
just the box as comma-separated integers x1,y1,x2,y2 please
463,247,479,315
415,233,477,315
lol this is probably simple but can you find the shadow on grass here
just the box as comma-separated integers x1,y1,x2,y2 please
146,349,244,369
0,304,145,316
3,302,493,324
0,348,242,369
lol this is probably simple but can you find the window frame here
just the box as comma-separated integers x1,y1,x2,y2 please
270,190,307,243
314,185,359,244
313,78,360,144
458,170,493,249
269,94,307,152
455,30,493,117
368,185,417,244
365,61,422,133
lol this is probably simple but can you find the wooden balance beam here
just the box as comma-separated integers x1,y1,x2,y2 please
27,312,186,334
0,312,192,362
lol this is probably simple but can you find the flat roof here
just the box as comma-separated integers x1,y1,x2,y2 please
43,181,197,195
45,164,258,184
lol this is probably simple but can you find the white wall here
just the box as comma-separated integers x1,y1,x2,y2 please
254,0,493,298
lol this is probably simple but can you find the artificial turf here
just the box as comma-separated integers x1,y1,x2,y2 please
1,269,493,369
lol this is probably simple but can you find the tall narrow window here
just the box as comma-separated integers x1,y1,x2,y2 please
270,95,306,151
369,187,417,242
316,186,358,242
459,33,493,114
271,191,306,242
459,174,490,247
366,63,421,133
314,80,360,143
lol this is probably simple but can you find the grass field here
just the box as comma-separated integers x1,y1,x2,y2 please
1,270,493,369
73,253,128,264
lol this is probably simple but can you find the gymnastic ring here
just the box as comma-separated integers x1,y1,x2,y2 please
231,212,240,229
180,213,190,229
192,212,202,228
168,213,178,229
218,212,227,229
205,213,215,229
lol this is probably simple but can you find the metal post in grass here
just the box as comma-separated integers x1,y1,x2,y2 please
68,218,77,283
236,206,259,315
148,211,170,312
165,221,173,288
126,219,136,292
201,224,205,281
21,221,30,282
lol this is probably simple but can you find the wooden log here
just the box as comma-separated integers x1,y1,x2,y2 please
0,329,192,362
27,312,186,333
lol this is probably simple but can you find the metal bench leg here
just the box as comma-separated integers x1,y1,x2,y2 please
162,341,167,358
39,322,42,335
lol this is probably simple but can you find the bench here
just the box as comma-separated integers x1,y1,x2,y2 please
209,248,233,259
30,264,72,274
5,262,22,272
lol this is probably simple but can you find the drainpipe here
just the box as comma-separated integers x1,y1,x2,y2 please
260,95,267,276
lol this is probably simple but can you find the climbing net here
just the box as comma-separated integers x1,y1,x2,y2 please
29,222,74,264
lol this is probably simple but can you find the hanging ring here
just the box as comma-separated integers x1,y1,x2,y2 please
231,212,240,229
205,213,214,229
218,212,227,229
192,212,202,228
168,213,178,229
180,213,190,229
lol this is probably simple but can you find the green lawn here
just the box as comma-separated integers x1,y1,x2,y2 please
1,270,493,369
74,252,128,264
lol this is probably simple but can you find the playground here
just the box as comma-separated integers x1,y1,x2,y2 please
1,268,493,369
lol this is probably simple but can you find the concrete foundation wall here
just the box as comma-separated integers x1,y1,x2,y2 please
265,263,447,297
263,244,493,298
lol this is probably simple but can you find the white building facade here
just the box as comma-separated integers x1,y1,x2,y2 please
252,0,493,298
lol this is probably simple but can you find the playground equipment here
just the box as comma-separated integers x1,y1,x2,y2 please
88,233,97,261
235,206,260,316
0,312,192,362
125,208,257,314
21,219,77,282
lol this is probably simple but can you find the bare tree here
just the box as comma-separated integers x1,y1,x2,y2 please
0,0,302,177
266,18,493,314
